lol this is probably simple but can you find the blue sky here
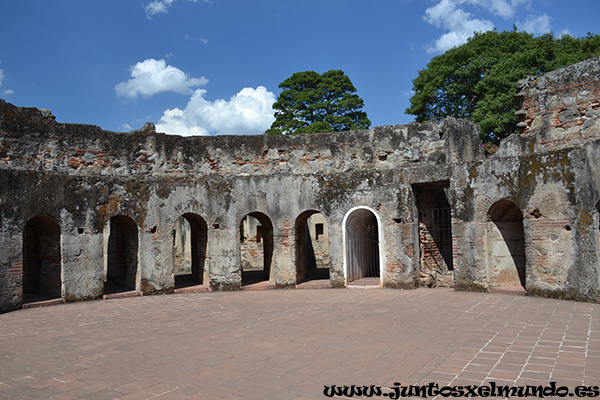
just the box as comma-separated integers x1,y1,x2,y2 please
1,0,598,136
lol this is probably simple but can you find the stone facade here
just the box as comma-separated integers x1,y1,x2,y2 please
0,57,599,312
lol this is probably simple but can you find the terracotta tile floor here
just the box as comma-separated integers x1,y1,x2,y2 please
1,288,599,399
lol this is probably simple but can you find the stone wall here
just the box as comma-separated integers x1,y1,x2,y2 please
0,57,599,312
515,56,600,150
456,57,600,300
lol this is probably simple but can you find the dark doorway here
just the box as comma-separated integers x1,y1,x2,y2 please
106,216,138,293
23,215,62,302
413,182,454,287
345,208,380,284
240,212,274,286
295,211,330,284
487,199,526,289
173,214,208,289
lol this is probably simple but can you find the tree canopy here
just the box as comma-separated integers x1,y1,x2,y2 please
405,30,600,143
266,70,371,135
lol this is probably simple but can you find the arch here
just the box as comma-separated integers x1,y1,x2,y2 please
343,207,382,285
295,210,330,284
172,213,208,288
23,214,62,300
486,199,526,289
105,215,138,292
240,212,274,286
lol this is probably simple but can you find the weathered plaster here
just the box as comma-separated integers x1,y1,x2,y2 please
1,57,600,312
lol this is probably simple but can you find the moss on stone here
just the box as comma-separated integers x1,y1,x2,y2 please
455,280,488,292
141,278,174,295
526,286,599,303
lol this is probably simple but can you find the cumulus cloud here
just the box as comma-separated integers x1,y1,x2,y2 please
145,0,176,18
424,0,531,53
424,0,494,53
518,14,552,35
155,86,276,136
115,58,208,99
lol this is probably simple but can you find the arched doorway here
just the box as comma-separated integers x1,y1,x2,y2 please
344,208,381,285
295,211,330,284
240,212,274,286
106,215,138,293
173,213,208,289
487,200,526,290
23,215,62,301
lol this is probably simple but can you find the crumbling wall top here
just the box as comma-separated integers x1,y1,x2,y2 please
514,56,600,151
0,99,482,178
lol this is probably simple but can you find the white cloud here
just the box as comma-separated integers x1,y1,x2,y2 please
518,14,552,35
119,123,133,132
115,58,208,99
155,86,276,136
468,0,529,19
145,0,176,18
185,34,209,44
424,0,494,53
145,0,209,19
424,0,532,53
0,68,13,95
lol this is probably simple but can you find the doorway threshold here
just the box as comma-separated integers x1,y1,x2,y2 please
347,277,381,288
103,290,143,300
22,298,65,309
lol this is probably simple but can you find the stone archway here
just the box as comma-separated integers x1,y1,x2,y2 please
295,211,330,284
487,200,526,290
344,208,381,285
240,212,274,286
106,215,138,292
23,215,62,300
172,213,208,288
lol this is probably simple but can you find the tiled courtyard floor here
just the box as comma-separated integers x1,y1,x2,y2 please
1,288,599,399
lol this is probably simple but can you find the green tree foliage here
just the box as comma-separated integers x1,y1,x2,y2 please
266,70,371,135
406,30,600,142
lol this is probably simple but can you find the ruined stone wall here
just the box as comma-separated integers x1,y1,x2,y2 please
515,56,600,150
1,57,599,312
454,57,600,301
0,99,482,311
